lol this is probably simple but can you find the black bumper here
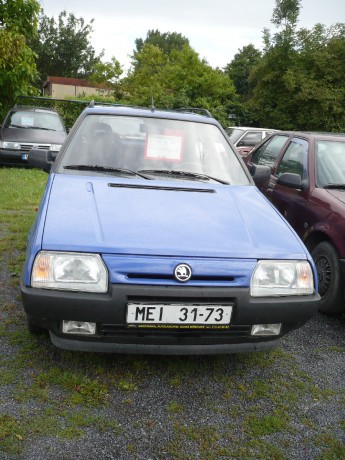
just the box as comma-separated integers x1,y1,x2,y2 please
0,148,28,163
21,281,320,354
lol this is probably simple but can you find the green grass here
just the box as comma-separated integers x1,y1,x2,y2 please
0,167,344,459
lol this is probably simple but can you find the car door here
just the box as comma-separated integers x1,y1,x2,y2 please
249,134,290,191
266,137,309,237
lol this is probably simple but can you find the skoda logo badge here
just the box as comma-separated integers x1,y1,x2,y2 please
174,264,192,282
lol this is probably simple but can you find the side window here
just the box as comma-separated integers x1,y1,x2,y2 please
251,135,289,168
237,131,262,147
276,138,308,180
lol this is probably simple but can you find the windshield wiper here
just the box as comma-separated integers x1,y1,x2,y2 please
323,183,345,190
8,124,55,131
138,169,229,184
31,126,56,131
63,164,151,179
8,124,29,129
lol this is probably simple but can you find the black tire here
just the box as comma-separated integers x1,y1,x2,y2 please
26,315,45,335
311,241,344,314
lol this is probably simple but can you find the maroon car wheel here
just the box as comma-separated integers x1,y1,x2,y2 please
311,242,344,314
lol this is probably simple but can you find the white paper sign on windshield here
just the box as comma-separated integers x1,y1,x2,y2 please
21,117,34,127
145,134,183,161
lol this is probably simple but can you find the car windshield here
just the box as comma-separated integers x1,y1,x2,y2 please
316,140,345,188
5,109,65,132
58,114,250,185
226,128,245,143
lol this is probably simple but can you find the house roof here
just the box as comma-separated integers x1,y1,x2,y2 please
43,76,111,90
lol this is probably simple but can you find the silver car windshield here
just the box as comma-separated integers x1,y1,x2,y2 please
6,110,65,132
58,114,250,185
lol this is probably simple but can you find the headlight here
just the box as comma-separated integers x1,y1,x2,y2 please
50,144,62,152
0,141,21,149
250,260,314,297
31,251,108,293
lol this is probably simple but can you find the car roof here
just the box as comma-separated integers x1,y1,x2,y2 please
10,105,60,114
82,104,220,125
271,130,345,141
227,126,277,131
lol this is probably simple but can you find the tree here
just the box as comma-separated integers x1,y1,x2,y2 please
0,0,39,38
247,0,306,128
248,10,345,131
88,57,123,86
224,44,261,101
133,30,190,61
283,24,345,130
28,10,103,86
124,40,237,126
0,0,40,118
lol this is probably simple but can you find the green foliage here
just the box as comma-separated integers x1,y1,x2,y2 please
244,412,290,437
248,22,345,130
134,29,190,59
0,0,40,119
0,0,40,39
0,414,25,455
0,30,38,118
88,56,123,87
224,44,261,101
125,43,236,126
28,10,103,86
271,0,301,29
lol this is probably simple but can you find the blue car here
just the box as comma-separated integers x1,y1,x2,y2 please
20,104,320,354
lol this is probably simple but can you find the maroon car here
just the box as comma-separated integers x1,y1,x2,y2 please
248,131,345,314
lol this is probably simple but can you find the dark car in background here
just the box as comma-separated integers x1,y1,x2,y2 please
226,126,277,157
0,105,67,165
248,131,345,314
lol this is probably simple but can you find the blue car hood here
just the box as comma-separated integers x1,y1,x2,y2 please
41,174,307,259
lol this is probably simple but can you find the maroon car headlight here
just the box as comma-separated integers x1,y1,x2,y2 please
31,251,108,293
250,260,314,297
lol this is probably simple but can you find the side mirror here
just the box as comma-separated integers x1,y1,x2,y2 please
276,172,307,190
28,149,55,172
248,164,271,185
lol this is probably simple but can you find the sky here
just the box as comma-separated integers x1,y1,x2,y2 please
39,0,344,72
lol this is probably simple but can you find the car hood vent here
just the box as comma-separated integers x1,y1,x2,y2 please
108,183,215,193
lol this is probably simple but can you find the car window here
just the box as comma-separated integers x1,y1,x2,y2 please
237,132,262,147
277,138,308,180
226,128,245,143
5,109,65,132
316,140,345,187
251,135,289,168
58,114,250,185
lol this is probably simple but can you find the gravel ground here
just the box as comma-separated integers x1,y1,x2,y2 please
1,257,345,459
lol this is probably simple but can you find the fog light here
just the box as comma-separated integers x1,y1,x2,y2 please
62,320,96,335
251,324,281,336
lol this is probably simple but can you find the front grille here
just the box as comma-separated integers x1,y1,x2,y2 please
20,143,51,152
100,324,251,338
127,274,235,282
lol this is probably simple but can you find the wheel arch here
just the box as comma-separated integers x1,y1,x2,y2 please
304,231,333,254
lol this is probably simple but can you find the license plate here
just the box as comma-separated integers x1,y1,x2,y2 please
22,153,28,160
126,303,232,327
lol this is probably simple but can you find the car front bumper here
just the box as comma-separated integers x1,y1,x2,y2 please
0,148,29,163
21,282,320,354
